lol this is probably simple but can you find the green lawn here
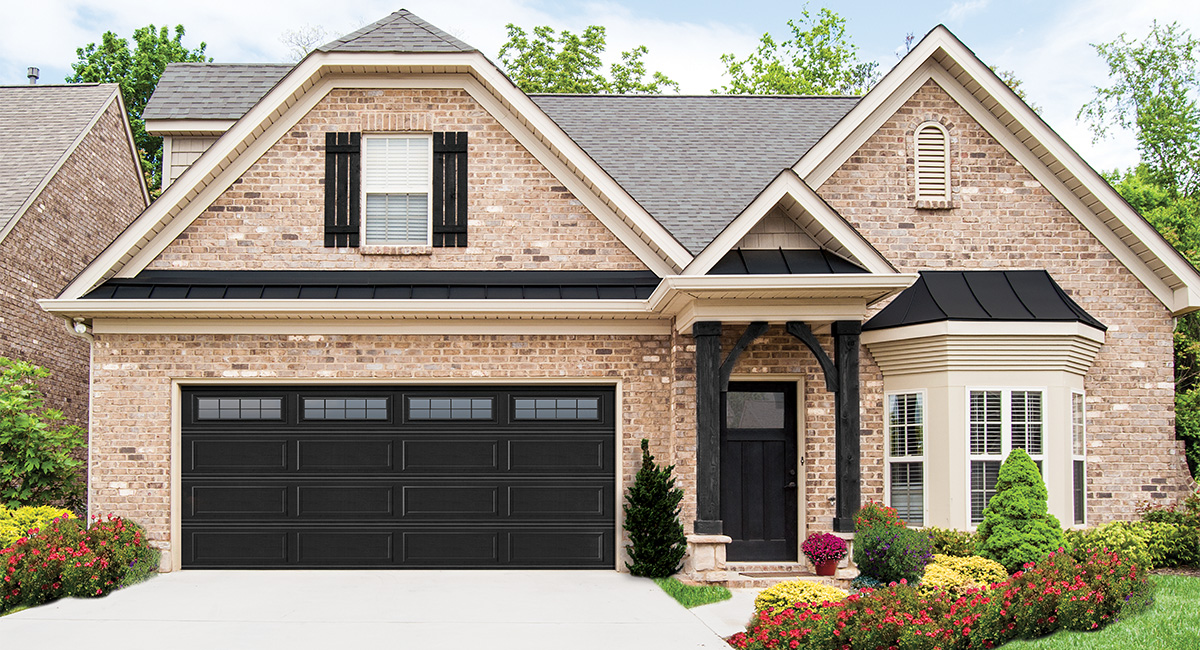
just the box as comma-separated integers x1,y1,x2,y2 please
654,577,732,608
1007,575,1200,649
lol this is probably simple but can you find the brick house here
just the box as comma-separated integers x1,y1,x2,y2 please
42,10,1200,578
0,82,147,425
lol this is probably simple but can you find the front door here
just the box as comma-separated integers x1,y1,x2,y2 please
721,382,797,561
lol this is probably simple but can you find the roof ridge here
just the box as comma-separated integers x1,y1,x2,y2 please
317,9,473,53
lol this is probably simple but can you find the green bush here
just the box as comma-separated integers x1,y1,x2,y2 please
1,514,158,613
976,449,1064,572
0,505,75,549
853,522,933,584
854,502,903,530
622,439,686,578
753,580,847,613
1066,520,1200,569
1140,488,1200,528
0,358,85,509
924,526,976,557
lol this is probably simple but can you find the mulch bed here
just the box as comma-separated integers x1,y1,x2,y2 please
1150,566,1200,577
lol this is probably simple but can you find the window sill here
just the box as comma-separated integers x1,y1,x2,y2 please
359,245,433,256
913,200,956,210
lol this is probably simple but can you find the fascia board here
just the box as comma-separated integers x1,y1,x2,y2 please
683,170,898,276
40,298,654,320
647,273,917,310
144,119,237,136
861,320,1106,345
91,318,673,336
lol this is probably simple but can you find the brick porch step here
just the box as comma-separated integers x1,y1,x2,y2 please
722,562,856,589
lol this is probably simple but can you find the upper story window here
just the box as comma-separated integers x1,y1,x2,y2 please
914,121,950,203
362,135,432,245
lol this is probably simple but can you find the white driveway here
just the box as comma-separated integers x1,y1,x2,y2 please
0,570,732,649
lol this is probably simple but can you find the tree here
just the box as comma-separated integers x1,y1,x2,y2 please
1080,23,1200,478
0,358,85,510
280,24,331,62
976,449,1063,573
498,24,678,94
990,66,1041,113
68,25,210,194
622,439,686,577
715,6,879,95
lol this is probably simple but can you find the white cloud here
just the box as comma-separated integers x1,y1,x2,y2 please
944,0,991,24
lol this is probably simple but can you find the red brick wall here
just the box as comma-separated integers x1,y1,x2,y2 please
147,88,649,271
0,99,145,425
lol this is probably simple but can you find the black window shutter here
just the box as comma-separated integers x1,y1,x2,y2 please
324,132,361,247
432,132,468,247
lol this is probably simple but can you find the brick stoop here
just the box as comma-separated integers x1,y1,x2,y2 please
723,562,856,589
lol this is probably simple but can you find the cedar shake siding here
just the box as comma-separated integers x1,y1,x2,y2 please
0,98,144,425
147,88,650,272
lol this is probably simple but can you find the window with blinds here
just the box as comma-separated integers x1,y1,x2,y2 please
915,122,950,202
1072,392,1086,524
968,388,1045,524
887,392,924,526
362,135,431,245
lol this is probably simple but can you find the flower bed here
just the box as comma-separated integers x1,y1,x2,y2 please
729,548,1150,650
1,514,159,614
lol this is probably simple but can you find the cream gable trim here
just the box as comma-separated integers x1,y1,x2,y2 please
794,26,1200,315
684,169,898,276
0,88,149,245
58,51,691,301
145,119,237,136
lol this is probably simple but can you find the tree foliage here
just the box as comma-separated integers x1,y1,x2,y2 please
622,439,686,578
976,449,1063,573
1082,23,1200,478
68,24,210,194
498,24,678,94
0,359,85,510
715,6,879,95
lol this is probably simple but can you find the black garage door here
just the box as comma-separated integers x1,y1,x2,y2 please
181,386,615,568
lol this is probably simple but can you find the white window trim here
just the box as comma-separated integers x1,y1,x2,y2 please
360,133,434,247
914,120,951,202
1071,390,1087,526
964,386,1048,528
884,389,927,527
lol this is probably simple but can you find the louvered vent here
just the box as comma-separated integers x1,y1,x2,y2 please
915,122,950,201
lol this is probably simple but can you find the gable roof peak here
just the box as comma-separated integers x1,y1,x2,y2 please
317,9,475,54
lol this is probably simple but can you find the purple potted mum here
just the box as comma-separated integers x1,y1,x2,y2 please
801,532,848,576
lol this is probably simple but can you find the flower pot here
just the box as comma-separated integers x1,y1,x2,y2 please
814,558,839,576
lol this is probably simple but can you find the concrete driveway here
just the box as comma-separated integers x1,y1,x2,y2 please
0,570,733,649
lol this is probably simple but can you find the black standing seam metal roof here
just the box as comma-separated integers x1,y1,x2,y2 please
862,270,1106,331
708,249,867,275
82,270,662,301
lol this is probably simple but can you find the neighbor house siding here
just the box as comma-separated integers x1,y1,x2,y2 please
146,88,650,271
0,100,144,425
817,79,1187,523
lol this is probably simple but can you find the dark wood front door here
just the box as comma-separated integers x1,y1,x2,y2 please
721,382,797,561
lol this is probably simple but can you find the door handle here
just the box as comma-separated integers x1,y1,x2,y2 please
784,482,797,489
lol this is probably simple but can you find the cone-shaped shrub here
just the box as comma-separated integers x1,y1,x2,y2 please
623,439,686,577
977,448,1063,572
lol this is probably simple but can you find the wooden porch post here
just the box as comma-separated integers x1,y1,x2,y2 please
693,321,723,534
832,321,861,533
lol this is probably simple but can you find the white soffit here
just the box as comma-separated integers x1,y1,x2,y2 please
58,50,693,301
794,26,1200,316
684,169,899,276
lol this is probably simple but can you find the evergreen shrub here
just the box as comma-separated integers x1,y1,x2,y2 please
622,439,686,577
0,505,75,549
924,526,976,557
976,449,1063,572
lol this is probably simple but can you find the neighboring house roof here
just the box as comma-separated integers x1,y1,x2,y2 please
529,95,859,253
316,9,475,53
863,270,1107,331
0,83,124,237
143,64,292,121
83,269,661,300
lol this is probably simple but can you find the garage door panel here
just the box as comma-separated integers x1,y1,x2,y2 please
182,386,615,569
401,439,499,472
188,439,289,473
297,439,395,472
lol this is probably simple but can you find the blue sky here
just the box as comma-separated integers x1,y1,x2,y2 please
1,1,1197,172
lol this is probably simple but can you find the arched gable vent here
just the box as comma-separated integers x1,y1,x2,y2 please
915,121,950,202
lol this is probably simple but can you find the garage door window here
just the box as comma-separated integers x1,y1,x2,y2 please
302,397,388,420
513,397,600,420
408,397,493,420
196,397,283,421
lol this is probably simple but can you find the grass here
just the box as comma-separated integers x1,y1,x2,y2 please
1006,575,1200,649
654,577,733,608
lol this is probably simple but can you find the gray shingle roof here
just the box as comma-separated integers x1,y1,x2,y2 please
317,9,475,53
531,95,859,252
143,64,292,121
0,83,117,231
